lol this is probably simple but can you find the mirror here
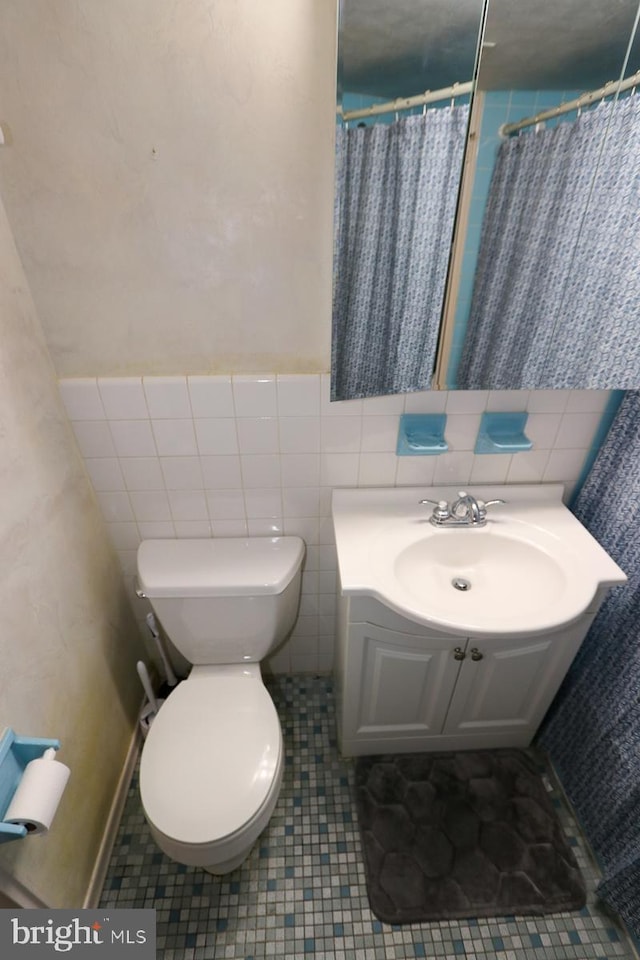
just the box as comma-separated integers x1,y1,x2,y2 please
332,0,487,400
333,0,640,398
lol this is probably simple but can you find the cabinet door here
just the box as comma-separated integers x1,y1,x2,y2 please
442,622,590,743
345,622,461,742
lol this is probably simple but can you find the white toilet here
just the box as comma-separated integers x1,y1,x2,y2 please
135,535,304,874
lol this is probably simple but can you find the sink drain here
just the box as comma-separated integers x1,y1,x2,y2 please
452,577,471,592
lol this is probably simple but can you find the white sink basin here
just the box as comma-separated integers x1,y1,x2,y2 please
332,484,626,637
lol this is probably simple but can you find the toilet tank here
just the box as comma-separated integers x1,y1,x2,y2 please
137,537,304,665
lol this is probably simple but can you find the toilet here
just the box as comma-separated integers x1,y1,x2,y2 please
135,535,304,874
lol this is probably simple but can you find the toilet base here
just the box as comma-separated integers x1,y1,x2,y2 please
202,843,256,875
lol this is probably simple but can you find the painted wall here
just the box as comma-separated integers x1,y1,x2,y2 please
0,193,143,906
0,0,336,378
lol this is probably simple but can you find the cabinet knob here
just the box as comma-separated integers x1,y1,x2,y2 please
470,648,483,661
453,647,466,660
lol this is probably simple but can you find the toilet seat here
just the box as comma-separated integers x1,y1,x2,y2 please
140,667,281,847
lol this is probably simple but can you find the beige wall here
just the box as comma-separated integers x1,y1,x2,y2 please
0,0,337,377
0,192,143,907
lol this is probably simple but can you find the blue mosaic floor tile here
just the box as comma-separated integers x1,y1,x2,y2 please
100,676,636,959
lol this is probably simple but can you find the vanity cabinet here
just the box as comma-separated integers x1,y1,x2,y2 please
336,594,598,757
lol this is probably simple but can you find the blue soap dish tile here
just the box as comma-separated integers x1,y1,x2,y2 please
475,411,532,454
397,414,448,456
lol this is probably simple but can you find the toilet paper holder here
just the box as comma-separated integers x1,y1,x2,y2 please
0,729,61,844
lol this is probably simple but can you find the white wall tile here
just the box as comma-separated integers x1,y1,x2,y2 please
320,453,360,486
84,457,124,491
194,419,238,456
105,521,140,550
236,418,279,455
525,413,562,449
168,490,208,521
129,490,172,522
110,420,156,457
152,419,198,456
445,414,481,451
526,390,570,414
174,520,212,538
280,454,320,488
433,452,474,484
507,450,550,483
98,377,148,419
59,378,105,420
361,394,405,415
565,389,611,413
395,457,436,486
188,376,235,418
358,453,398,486
160,457,204,490
543,449,589,482
240,454,281,488
120,457,165,490
232,375,277,417
284,517,320,545
206,489,246,520
321,417,361,453
282,487,321,518
554,412,602,450
200,455,242,489
403,391,447,413
97,491,134,522
72,421,117,458
143,376,191,419
212,519,248,537
361,416,398,452
486,390,528,412
279,418,321,453
277,374,321,417
137,521,175,538
247,518,284,536
470,454,512,484
244,488,282,519
446,390,487,414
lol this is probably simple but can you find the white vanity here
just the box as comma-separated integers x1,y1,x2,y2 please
332,485,626,757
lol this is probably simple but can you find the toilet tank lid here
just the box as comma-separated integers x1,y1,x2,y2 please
137,536,305,598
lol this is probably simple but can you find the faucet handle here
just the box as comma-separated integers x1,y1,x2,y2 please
419,498,450,522
477,497,506,520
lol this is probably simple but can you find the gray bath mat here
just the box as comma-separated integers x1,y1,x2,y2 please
355,749,586,924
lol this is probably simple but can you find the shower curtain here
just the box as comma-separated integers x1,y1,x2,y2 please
457,94,640,389
539,390,640,938
332,105,469,400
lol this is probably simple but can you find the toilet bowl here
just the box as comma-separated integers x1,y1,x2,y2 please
136,536,304,874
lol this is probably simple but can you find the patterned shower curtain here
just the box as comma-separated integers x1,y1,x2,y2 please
538,391,640,938
457,94,640,389
332,105,469,400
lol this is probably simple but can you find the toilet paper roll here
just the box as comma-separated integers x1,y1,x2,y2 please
4,749,70,836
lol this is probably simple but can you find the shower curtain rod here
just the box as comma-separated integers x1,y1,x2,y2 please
501,66,640,136
338,80,473,122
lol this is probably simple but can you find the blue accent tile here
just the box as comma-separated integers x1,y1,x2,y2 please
303,887,313,901
284,914,295,928
372,921,383,934
267,879,277,892
333,923,344,937
493,936,505,950
453,939,465,954
608,928,621,942
414,945,425,958
304,938,315,953
569,930,582,945
529,934,543,948
217,919,228,933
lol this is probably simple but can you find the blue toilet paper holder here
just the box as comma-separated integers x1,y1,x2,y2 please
0,729,60,844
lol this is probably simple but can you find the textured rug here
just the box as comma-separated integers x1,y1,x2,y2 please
355,749,586,924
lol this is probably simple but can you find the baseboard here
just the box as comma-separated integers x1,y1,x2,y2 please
83,725,141,909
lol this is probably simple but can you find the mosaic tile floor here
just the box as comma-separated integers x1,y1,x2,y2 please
100,676,636,960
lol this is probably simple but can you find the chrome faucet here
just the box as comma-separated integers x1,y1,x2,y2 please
419,491,505,527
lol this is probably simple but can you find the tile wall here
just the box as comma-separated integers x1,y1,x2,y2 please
59,374,611,674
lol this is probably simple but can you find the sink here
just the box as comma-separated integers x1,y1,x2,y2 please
332,484,626,637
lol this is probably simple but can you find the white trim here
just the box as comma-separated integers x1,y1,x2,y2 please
82,725,141,909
